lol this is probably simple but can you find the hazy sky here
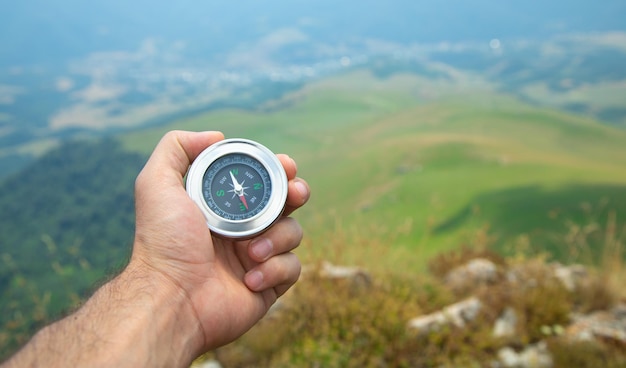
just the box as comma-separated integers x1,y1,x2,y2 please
2,0,625,67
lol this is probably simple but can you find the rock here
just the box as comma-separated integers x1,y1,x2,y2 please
565,303,626,348
497,341,553,368
408,296,482,334
190,359,222,368
505,259,555,288
319,261,372,289
552,263,588,292
445,258,499,292
266,262,372,318
493,307,518,338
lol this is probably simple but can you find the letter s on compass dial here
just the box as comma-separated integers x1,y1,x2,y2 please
185,138,288,239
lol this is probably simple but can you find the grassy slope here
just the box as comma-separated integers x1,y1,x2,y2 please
120,70,626,271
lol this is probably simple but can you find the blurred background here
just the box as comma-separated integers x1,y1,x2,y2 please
1,1,626,366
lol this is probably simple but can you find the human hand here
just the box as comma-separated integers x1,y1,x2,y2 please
0,130,310,368
132,131,310,353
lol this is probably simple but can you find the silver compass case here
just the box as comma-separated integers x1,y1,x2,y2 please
185,138,288,239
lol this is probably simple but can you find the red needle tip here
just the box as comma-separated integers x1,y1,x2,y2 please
239,195,249,210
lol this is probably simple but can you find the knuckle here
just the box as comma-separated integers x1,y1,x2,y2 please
290,253,302,280
277,217,303,247
163,130,182,140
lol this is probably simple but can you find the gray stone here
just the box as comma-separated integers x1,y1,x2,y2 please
566,303,626,348
408,296,482,334
493,307,518,338
552,263,588,292
191,359,223,368
445,258,499,291
319,261,372,288
497,341,553,368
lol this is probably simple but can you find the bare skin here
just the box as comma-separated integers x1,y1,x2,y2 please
2,130,311,368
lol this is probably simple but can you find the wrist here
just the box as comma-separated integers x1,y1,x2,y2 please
4,260,205,368
110,259,205,367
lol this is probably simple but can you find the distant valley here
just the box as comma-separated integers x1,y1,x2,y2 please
2,29,626,178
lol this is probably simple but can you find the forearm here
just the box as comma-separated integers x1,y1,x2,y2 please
3,262,203,368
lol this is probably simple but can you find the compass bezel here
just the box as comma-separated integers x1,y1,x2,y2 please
186,138,288,239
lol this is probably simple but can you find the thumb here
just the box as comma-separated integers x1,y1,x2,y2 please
137,130,225,189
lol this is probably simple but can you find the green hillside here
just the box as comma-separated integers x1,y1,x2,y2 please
0,139,145,356
121,70,626,269
2,69,626,358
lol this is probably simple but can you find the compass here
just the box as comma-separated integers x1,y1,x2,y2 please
185,138,288,239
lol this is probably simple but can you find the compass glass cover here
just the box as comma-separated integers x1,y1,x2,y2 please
202,153,272,221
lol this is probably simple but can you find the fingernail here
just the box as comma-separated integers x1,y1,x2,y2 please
245,270,264,290
251,238,273,261
295,180,308,198
290,157,298,172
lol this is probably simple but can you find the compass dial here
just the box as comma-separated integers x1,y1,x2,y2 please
202,153,272,221
186,138,288,239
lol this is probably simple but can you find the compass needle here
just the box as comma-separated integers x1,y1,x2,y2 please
239,194,249,210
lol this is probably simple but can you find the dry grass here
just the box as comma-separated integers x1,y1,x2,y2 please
601,211,626,301
548,338,626,368
3,207,624,366
203,213,626,368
